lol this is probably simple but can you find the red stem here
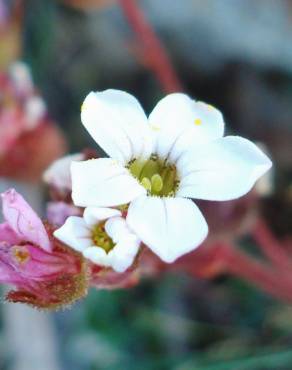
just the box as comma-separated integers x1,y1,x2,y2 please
221,243,292,302
119,0,183,93
253,219,292,272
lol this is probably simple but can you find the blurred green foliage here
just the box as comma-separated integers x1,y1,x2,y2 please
54,272,292,370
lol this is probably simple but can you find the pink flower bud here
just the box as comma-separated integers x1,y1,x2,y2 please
0,189,144,309
0,190,89,310
1,189,51,251
46,201,82,226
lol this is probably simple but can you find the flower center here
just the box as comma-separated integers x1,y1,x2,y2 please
91,222,114,253
12,246,31,264
128,155,179,196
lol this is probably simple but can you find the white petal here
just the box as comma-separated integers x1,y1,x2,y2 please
83,207,121,227
71,158,146,207
109,235,140,272
127,196,208,263
83,247,112,267
53,216,92,252
9,61,33,95
104,216,131,243
81,90,152,163
43,153,84,190
148,93,224,161
25,96,46,129
177,136,272,201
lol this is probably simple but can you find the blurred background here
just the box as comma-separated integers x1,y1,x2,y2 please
1,0,292,369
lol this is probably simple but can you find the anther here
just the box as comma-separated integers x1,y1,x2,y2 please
141,177,152,192
151,174,163,193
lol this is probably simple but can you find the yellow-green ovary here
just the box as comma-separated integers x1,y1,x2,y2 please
91,222,114,253
128,156,179,196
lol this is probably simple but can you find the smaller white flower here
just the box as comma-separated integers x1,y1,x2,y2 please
54,207,140,273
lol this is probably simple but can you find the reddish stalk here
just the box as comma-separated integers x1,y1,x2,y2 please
220,243,292,302
253,219,292,272
119,0,183,93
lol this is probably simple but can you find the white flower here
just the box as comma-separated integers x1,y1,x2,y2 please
54,207,140,272
71,90,272,263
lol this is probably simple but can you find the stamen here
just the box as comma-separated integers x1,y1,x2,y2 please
128,159,144,178
128,156,179,197
91,222,114,253
103,240,112,253
12,246,30,264
151,174,163,193
140,159,160,180
194,118,202,126
141,177,152,192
